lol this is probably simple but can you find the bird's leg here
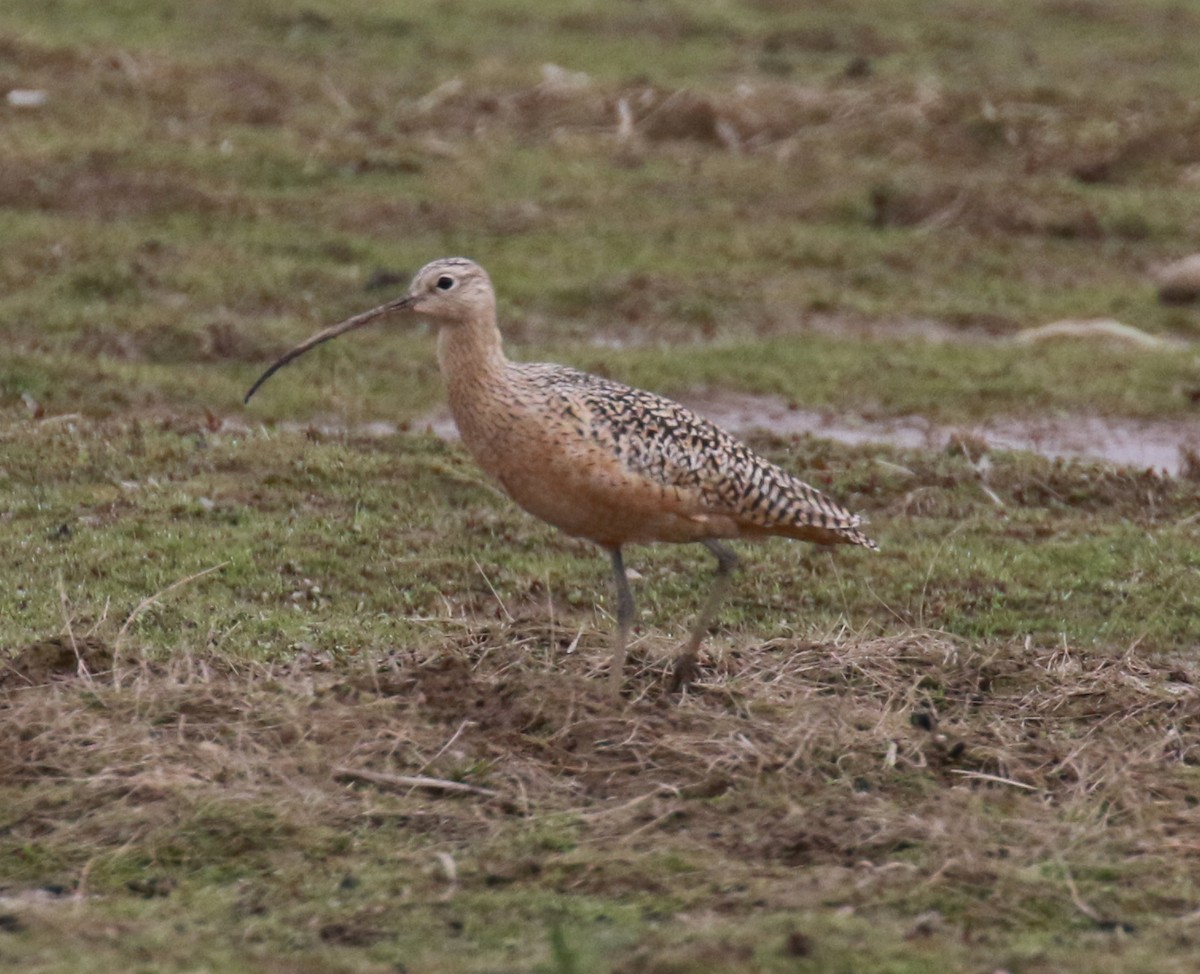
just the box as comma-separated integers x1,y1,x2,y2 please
672,540,738,692
608,546,636,698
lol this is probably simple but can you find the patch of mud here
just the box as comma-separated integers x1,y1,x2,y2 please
1,636,114,688
401,393,1199,475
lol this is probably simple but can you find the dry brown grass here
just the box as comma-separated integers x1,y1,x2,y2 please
5,623,1199,933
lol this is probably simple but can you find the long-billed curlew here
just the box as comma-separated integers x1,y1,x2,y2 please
245,257,877,695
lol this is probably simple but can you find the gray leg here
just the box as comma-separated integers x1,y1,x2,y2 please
672,540,738,691
608,546,636,698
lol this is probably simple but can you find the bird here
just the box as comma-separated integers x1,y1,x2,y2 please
244,257,877,696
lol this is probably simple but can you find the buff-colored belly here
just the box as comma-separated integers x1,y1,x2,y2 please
454,401,737,548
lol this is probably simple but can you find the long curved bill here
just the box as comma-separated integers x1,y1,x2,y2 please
243,294,416,404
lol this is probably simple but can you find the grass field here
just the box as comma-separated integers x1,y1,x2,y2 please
3,1,1200,971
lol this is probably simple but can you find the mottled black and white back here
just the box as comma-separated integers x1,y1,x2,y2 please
515,363,876,549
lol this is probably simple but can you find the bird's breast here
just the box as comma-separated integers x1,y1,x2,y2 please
446,380,732,547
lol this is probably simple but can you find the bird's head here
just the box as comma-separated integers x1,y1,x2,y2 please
243,256,492,404
404,257,494,322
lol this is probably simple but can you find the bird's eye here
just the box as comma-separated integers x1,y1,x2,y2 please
436,276,455,291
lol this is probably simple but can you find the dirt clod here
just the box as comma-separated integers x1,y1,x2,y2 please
1,636,115,688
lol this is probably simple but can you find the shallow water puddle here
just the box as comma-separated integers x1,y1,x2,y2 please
406,392,1198,475
678,393,1199,475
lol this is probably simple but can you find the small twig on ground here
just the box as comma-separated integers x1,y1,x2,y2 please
577,786,675,822
74,855,97,906
416,719,476,776
434,851,457,882
916,522,964,628
114,561,231,666
75,831,140,907
948,769,1038,791
333,766,501,799
618,805,683,844
56,573,90,683
472,556,513,622
1061,861,1105,923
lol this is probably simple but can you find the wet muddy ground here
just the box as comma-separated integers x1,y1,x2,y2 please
680,392,1200,476
281,392,1198,475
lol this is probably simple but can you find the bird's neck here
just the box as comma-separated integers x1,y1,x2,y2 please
436,315,508,391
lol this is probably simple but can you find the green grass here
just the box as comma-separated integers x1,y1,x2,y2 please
4,1,1200,971
3,422,1197,656
4,0,1200,422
